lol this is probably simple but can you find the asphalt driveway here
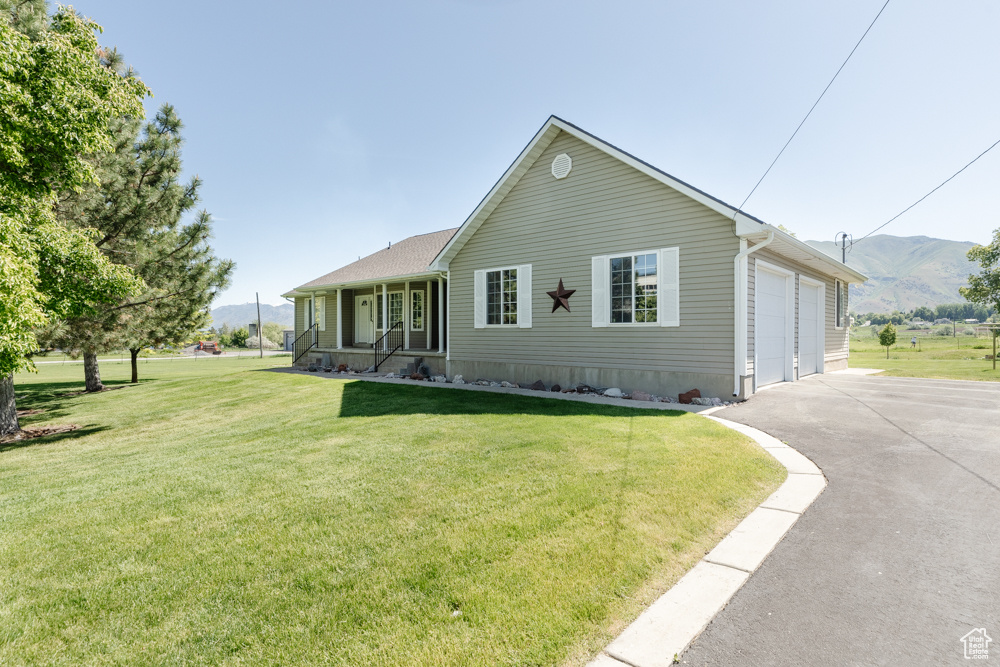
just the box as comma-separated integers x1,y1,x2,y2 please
681,373,1000,666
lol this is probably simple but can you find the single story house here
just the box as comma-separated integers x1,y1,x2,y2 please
283,116,867,399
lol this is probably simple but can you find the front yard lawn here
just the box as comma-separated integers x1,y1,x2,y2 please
3,358,784,665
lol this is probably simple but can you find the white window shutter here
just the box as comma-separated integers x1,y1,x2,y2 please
658,247,680,327
474,269,486,329
518,264,532,328
591,256,608,327
316,296,326,331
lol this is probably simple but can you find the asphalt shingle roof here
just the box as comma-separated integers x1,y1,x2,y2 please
297,228,457,289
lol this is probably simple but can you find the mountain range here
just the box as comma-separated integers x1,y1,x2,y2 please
210,303,294,329
806,235,978,314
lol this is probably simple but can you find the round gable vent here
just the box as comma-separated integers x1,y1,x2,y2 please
551,153,572,179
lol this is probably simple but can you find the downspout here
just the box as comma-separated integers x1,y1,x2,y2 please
733,230,774,396
436,271,449,360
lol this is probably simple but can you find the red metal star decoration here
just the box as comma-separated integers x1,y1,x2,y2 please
547,279,576,313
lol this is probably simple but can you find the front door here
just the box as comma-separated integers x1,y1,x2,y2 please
355,296,373,344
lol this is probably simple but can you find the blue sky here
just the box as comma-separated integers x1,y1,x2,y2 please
77,0,1000,306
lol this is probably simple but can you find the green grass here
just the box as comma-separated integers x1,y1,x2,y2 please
3,358,784,666
850,326,1000,381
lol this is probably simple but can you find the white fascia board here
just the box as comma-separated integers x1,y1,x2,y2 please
429,119,565,271
295,271,441,293
281,290,309,299
744,223,868,284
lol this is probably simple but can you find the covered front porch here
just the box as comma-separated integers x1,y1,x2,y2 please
288,275,448,372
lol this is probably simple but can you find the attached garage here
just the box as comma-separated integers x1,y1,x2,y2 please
754,262,794,388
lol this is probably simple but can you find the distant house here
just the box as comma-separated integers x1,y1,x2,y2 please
935,318,952,325
284,117,867,399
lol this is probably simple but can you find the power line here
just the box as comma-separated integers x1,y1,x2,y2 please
855,135,1000,244
735,0,892,216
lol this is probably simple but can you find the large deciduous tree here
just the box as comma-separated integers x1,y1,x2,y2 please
1,6,147,437
46,105,233,389
960,227,1000,314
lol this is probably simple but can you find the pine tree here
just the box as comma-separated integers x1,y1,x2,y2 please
119,211,234,383
45,105,233,390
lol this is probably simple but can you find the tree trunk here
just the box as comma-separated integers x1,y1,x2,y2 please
0,374,20,438
84,352,104,392
130,348,140,383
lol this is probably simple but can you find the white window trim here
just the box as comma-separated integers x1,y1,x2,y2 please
315,295,326,332
376,290,404,330
410,290,425,331
834,279,845,330
596,248,678,328
478,265,529,328
608,250,659,327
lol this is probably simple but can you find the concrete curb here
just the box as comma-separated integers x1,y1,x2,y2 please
588,416,827,667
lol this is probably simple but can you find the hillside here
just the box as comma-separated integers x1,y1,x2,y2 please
806,235,977,314
211,303,294,329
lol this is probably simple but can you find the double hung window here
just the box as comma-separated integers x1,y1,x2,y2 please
376,292,404,329
610,253,658,323
473,264,532,329
592,248,679,328
410,291,424,331
487,268,518,325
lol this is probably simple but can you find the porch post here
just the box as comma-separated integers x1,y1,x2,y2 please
336,288,342,349
381,283,388,351
426,279,433,350
404,281,410,351
438,277,445,354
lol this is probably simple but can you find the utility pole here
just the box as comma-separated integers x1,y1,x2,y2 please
256,292,263,359
835,232,852,264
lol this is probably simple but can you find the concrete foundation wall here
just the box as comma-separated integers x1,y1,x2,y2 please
297,349,447,376
446,360,734,400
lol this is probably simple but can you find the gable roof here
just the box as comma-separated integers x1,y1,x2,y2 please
430,116,867,284
290,227,457,293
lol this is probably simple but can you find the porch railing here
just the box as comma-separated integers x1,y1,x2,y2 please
374,321,403,371
293,323,318,363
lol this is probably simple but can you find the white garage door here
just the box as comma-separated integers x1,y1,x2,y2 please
756,268,789,387
799,282,821,377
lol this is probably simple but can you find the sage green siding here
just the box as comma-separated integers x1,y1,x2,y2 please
447,130,740,389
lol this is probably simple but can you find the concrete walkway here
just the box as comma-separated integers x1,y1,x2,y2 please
680,374,1000,666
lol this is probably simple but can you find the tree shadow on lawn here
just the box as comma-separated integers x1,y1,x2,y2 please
330,376,689,419
9,378,152,434
0,425,110,453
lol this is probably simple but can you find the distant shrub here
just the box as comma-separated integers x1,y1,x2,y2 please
962,327,976,336
934,328,951,336
230,327,250,348
247,335,278,350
